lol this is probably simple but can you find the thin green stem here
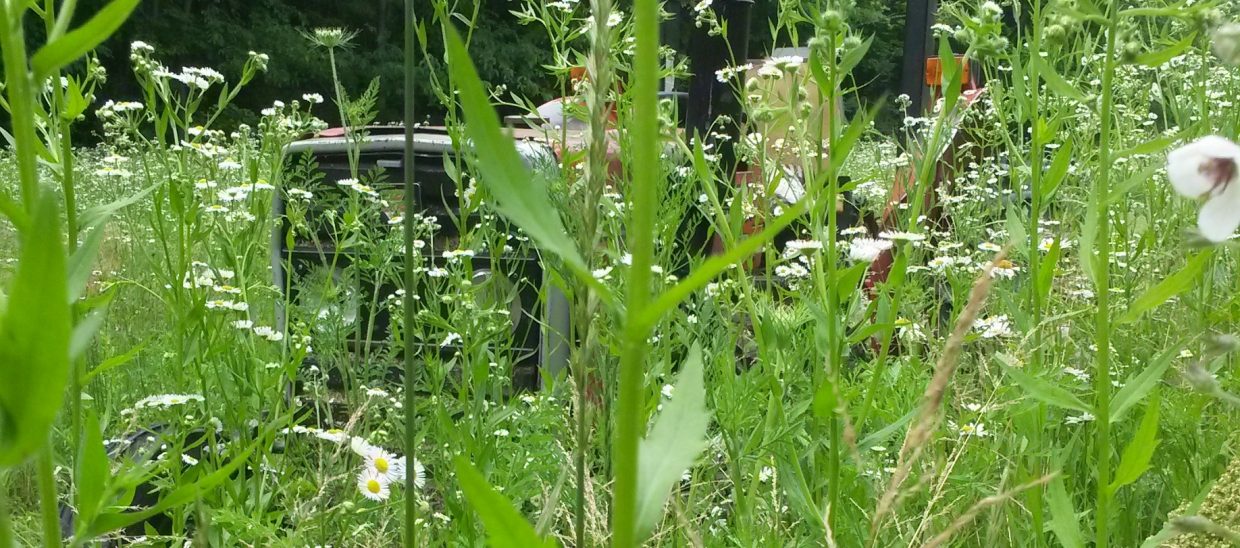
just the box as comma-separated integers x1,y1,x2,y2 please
611,0,659,542
403,1,419,547
37,444,61,548
1092,2,1121,546
0,0,42,209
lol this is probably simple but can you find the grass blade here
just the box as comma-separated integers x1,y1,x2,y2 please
1108,391,1161,494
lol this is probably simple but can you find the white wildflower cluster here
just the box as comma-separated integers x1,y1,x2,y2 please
184,261,236,290
755,55,803,79
283,426,426,501
130,393,205,411
152,66,224,90
845,237,893,263
336,178,382,200
974,315,1012,338
715,63,753,83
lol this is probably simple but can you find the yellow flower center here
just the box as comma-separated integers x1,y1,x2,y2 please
997,259,1014,269
367,479,382,494
374,457,389,474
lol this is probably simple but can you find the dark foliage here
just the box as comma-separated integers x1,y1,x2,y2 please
8,0,915,140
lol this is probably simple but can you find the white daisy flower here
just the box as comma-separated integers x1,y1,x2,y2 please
357,469,391,501
366,448,406,483
847,238,894,262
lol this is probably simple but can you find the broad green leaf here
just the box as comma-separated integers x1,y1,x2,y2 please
1109,391,1161,493
635,345,711,539
812,377,837,422
1040,141,1074,204
1134,33,1196,68
837,35,874,81
776,456,823,532
1107,163,1162,206
858,407,916,450
80,180,160,228
0,192,70,467
83,342,146,384
31,0,141,79
1114,133,1180,161
75,409,109,528
1047,474,1086,548
68,224,107,304
1110,342,1180,424
442,27,589,281
70,308,108,361
637,199,807,330
1078,190,1100,286
1003,364,1090,413
1006,206,1028,254
1118,250,1212,324
455,457,554,548
1037,237,1061,304
1035,57,1086,103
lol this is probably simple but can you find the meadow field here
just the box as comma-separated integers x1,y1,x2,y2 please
3,0,1240,546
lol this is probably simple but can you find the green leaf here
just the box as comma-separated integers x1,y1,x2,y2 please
858,407,916,450
0,192,70,467
1109,391,1161,493
31,0,141,79
635,344,711,540
836,35,873,80
1047,474,1086,548
68,224,107,304
1114,133,1181,161
1035,57,1086,103
1002,364,1090,413
1037,237,1061,304
1107,163,1163,206
1006,206,1028,254
1036,58,1086,103
1118,250,1212,324
75,409,109,528
454,457,555,548
442,27,591,283
70,308,108,361
1110,342,1180,424
637,199,808,330
1134,33,1196,68
80,180,160,228
1040,141,1074,204
83,342,146,384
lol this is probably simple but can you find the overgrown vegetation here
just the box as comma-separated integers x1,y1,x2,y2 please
2,0,1240,546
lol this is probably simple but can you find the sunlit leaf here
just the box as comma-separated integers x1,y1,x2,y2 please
0,191,70,467
31,0,141,79
635,344,711,540
1118,250,1212,324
